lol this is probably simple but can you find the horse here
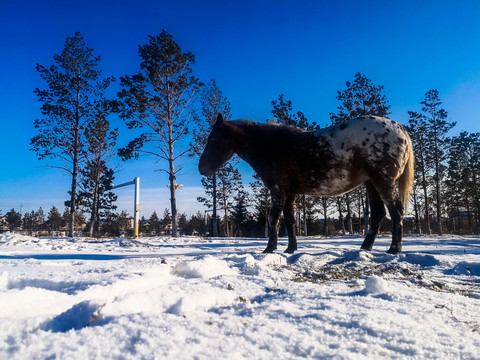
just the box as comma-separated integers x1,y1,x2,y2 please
198,113,414,254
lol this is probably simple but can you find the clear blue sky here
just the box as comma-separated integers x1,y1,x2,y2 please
1,0,480,217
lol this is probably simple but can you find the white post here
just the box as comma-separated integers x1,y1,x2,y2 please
134,177,140,239
112,177,141,239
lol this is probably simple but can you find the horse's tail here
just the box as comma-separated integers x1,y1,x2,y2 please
398,133,415,213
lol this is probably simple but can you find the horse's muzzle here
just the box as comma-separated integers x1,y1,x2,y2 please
198,162,214,177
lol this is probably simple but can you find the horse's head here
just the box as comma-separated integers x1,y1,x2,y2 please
198,113,236,176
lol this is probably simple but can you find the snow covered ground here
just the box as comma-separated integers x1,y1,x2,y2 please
0,233,479,359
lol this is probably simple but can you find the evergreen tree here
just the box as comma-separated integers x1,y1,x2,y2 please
407,111,431,234
330,72,391,234
101,212,119,237
191,79,231,237
447,132,480,233
162,208,172,235
250,173,271,237
6,208,22,231
178,213,188,235
117,211,132,235
216,163,243,237
23,211,36,235
270,94,319,130
139,216,148,235
31,32,115,237
35,207,45,230
79,115,118,237
420,90,456,234
46,206,63,232
148,211,162,235
329,72,391,124
117,30,202,237
231,188,251,236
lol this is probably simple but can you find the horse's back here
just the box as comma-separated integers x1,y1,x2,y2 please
304,116,411,195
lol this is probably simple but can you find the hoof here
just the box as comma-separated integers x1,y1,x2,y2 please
263,247,276,253
284,247,297,254
386,246,401,254
360,245,372,251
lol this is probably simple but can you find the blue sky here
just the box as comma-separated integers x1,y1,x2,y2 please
1,0,480,217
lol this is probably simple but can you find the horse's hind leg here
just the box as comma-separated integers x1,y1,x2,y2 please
385,199,403,254
263,190,285,253
369,179,404,254
283,194,297,254
361,181,386,251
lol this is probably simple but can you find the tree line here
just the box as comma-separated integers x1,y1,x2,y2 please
0,205,209,237
2,31,479,238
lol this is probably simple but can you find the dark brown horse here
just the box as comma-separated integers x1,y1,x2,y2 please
199,114,414,254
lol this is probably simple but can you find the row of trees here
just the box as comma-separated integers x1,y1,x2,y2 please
2,206,207,238
24,30,480,239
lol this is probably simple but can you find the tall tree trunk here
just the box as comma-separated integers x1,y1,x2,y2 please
264,190,269,238
336,198,346,235
364,192,370,236
432,118,443,235
212,174,218,237
412,188,421,234
69,123,80,237
418,139,431,235
346,194,353,234
89,168,100,238
322,198,328,236
169,160,178,237
472,171,480,234
303,195,307,236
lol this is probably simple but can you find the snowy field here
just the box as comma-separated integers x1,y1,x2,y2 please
0,233,479,359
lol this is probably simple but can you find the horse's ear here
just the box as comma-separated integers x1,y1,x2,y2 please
215,113,224,126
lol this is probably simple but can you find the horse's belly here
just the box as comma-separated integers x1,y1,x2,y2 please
302,168,368,197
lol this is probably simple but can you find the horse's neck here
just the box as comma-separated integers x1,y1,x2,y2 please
230,123,271,169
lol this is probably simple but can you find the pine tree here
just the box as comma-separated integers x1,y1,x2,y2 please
420,90,456,235
231,188,251,236
330,72,391,235
250,173,271,237
46,206,63,232
148,211,162,236
329,72,391,124
447,132,480,233
117,211,132,235
23,211,36,235
407,111,431,234
79,114,118,237
162,208,172,235
270,94,319,130
31,32,115,237
6,209,22,231
191,79,231,237
216,163,243,237
117,30,202,237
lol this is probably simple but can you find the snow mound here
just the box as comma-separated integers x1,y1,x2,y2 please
175,256,236,278
364,275,389,294
259,253,287,266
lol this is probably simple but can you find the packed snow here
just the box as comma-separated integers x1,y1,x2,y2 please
0,233,479,359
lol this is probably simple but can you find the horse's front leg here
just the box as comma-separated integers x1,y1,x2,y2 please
263,190,286,253
283,194,297,254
